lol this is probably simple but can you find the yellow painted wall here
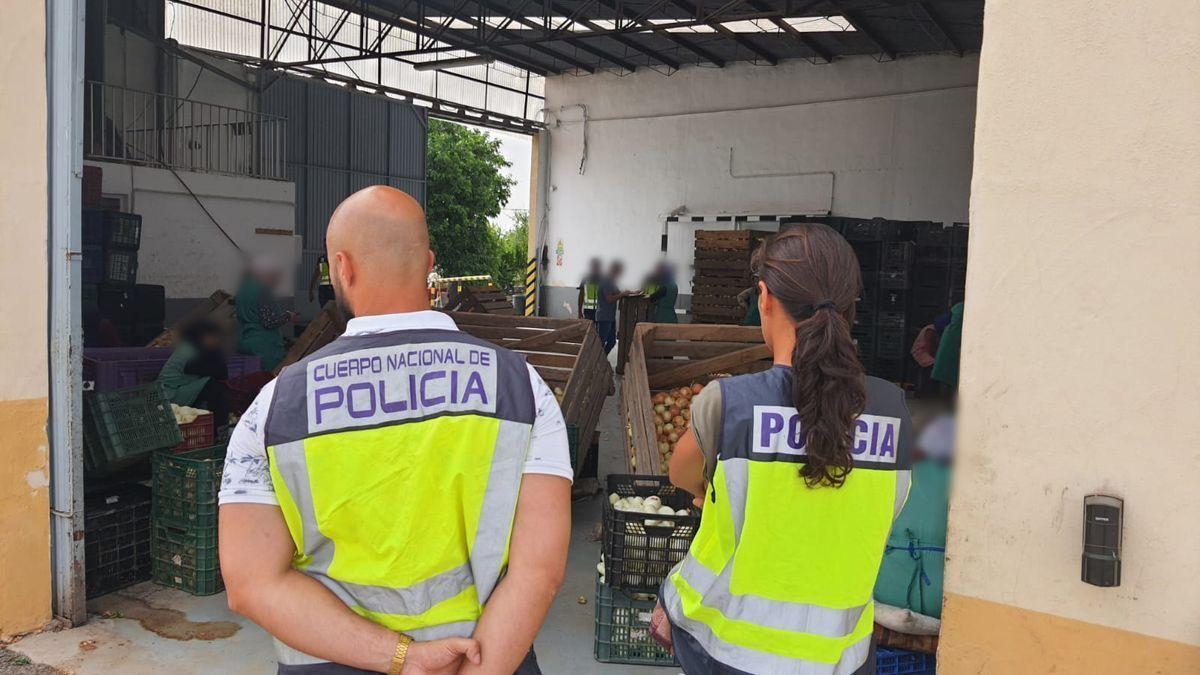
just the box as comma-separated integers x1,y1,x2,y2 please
0,0,51,638
942,0,1200,672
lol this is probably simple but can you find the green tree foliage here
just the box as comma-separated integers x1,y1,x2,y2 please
426,119,515,278
492,210,530,292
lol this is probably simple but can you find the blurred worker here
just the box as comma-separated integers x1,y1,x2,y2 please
657,225,912,674
235,256,295,372
737,284,761,326
158,318,230,426
596,260,626,354
219,186,571,675
307,253,335,308
577,257,603,321
931,302,964,390
645,261,679,323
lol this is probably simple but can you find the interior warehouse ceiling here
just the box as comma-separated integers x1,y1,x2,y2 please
311,0,985,74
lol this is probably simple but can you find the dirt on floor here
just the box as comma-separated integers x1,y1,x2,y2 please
0,647,61,675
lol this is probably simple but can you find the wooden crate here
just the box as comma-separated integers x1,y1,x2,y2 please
616,295,652,375
449,285,516,315
448,312,614,477
273,301,347,374
621,323,773,474
690,230,766,325
146,290,236,347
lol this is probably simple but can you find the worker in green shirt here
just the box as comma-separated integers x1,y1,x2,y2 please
931,302,964,389
158,318,230,425
236,257,295,372
645,261,679,323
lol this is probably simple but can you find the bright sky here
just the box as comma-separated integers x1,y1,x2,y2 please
460,122,532,232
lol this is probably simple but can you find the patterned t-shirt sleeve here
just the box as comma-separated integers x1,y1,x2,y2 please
219,379,279,506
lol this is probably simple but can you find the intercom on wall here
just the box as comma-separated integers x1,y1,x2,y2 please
1082,494,1123,587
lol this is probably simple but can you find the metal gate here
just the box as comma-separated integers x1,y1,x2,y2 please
262,75,428,316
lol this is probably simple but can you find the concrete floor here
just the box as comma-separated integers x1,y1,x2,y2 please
10,371,677,675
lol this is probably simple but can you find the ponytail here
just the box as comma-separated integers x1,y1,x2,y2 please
790,304,866,488
755,225,867,488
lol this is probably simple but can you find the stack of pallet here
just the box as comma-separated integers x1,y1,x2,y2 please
449,284,516,315
690,230,766,324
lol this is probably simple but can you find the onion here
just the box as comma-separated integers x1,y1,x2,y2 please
658,505,676,515
663,423,674,433
672,415,685,426
692,383,704,395
668,405,680,416
668,432,679,442
663,396,675,407
658,442,669,453
654,404,666,414
609,493,620,505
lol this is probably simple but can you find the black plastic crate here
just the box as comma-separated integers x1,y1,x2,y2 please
881,242,914,272
602,474,700,592
876,311,907,330
98,287,132,323
85,484,152,598
132,284,166,325
104,211,142,250
913,263,950,289
856,283,877,310
83,243,104,284
82,283,99,309
82,207,106,247
913,222,952,246
593,577,676,667
877,287,909,313
842,218,912,242
876,327,908,358
104,249,138,287
852,325,875,360
877,270,911,289
872,357,906,384
851,241,881,272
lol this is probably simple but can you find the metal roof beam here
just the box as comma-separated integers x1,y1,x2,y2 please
453,0,607,72
312,8,353,60
826,0,896,60
741,0,832,63
545,0,682,70
668,0,778,65
593,0,727,67
466,0,638,71
915,1,962,56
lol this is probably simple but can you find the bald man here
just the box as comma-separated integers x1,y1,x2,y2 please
220,187,572,675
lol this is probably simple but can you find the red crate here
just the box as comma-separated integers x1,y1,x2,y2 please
170,414,215,454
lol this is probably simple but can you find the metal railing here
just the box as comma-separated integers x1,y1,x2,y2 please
84,81,287,180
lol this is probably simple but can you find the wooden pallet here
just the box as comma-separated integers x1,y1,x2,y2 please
616,295,652,376
690,229,767,325
448,312,614,478
449,284,516,315
273,301,347,374
146,290,236,347
621,323,773,474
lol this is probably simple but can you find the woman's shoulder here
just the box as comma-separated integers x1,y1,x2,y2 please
863,375,910,419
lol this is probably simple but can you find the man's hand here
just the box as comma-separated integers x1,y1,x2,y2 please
402,638,481,675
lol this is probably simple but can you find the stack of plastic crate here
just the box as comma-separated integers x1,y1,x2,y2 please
151,445,226,595
595,474,701,667
85,484,153,598
83,382,183,476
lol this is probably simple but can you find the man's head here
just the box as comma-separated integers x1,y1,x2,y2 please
325,186,434,317
588,257,602,279
607,260,624,282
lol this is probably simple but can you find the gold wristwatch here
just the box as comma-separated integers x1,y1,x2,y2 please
388,633,414,675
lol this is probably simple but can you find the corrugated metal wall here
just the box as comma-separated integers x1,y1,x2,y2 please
262,74,427,315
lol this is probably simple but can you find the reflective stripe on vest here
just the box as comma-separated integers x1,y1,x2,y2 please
582,282,599,310
264,329,536,666
661,367,912,675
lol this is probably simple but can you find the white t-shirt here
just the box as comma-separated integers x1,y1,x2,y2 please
219,310,573,506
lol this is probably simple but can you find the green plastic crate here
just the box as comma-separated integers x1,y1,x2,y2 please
84,383,182,466
151,522,221,596
594,577,677,667
152,445,225,530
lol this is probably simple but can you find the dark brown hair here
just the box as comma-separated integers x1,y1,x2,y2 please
754,224,866,488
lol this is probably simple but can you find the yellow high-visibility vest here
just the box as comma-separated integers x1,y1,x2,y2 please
264,329,536,668
661,367,912,673
582,281,599,311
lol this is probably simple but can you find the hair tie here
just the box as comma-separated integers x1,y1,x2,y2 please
812,300,836,311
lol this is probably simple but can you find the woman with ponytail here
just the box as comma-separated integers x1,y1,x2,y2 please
657,224,914,674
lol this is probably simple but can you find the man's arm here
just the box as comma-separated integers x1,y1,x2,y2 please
457,474,571,675
220,504,480,674
669,429,707,508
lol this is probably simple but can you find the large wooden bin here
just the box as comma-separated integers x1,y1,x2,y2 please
449,312,614,476
616,295,652,375
620,323,773,474
690,230,766,324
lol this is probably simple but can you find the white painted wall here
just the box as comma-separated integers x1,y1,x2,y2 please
88,161,298,305
540,54,978,311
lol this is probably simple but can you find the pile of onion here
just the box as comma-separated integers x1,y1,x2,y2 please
651,383,705,473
